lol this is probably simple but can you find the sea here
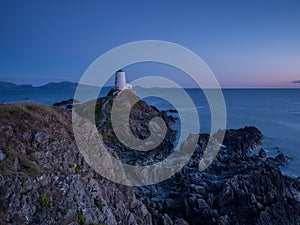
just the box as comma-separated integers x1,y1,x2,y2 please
1,87,299,177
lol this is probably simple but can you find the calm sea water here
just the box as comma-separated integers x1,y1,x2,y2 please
1,87,299,177
141,88,300,177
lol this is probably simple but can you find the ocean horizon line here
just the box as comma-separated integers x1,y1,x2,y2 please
1,80,299,90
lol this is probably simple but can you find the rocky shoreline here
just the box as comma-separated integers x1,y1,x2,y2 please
134,127,300,224
0,93,299,224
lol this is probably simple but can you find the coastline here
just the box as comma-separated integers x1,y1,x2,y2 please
1,87,299,177
0,93,299,224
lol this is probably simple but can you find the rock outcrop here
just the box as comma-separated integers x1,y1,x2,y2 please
0,103,152,225
75,90,178,166
134,127,300,225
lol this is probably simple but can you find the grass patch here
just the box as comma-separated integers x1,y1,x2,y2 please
0,102,71,132
0,148,43,177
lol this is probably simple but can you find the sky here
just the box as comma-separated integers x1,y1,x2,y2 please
0,0,300,88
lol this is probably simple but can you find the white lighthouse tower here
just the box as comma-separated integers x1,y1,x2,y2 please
115,69,132,90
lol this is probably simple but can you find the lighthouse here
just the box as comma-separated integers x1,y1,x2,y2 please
115,69,132,90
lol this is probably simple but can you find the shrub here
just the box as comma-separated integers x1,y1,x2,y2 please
61,208,68,216
95,199,104,209
75,165,81,174
76,213,86,225
39,194,52,208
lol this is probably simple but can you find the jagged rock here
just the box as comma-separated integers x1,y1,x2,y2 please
0,103,152,225
168,109,178,113
134,127,300,225
174,218,189,225
258,148,267,158
266,153,293,166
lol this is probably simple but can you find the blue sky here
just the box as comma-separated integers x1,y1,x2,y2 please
0,0,299,88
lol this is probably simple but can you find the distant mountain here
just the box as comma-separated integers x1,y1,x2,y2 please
38,81,78,89
19,84,35,89
0,81,115,91
0,81,79,90
0,81,34,90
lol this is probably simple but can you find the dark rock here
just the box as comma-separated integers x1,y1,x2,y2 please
266,153,293,166
259,148,267,158
133,127,300,225
52,98,80,108
168,109,178,113
174,218,190,225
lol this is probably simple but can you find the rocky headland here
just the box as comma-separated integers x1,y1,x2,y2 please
0,91,299,225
